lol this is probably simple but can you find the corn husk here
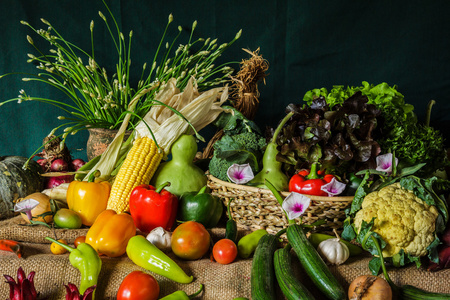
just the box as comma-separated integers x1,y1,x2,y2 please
135,77,229,154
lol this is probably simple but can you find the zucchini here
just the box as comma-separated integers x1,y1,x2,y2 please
401,285,450,300
251,232,280,299
287,224,346,300
274,243,315,300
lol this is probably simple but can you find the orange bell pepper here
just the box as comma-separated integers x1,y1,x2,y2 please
67,170,111,226
85,209,136,257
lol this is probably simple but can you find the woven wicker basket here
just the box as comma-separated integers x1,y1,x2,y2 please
207,175,354,235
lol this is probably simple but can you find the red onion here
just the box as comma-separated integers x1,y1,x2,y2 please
50,158,69,172
46,174,74,189
70,158,86,171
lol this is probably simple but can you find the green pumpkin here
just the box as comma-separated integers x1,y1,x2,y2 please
0,156,44,219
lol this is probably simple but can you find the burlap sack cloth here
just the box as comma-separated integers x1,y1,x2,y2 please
1,216,449,299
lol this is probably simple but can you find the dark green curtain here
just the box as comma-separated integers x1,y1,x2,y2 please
1,0,449,162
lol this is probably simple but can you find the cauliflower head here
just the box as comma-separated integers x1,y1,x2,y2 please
353,183,439,258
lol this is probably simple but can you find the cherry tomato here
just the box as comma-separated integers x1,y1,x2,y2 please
117,270,159,300
50,239,68,255
213,238,238,264
74,235,86,248
171,221,211,260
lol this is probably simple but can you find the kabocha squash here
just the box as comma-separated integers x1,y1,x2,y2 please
0,156,43,219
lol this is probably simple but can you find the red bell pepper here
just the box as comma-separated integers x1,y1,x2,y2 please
129,182,178,233
288,163,335,196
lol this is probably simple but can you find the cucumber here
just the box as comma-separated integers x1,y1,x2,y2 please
309,232,363,256
401,285,450,299
251,233,279,299
274,244,315,300
287,224,346,300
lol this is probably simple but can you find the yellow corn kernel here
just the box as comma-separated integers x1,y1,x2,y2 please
107,137,163,213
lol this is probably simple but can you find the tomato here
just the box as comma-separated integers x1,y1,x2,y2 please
171,221,211,260
74,235,86,248
53,208,83,229
117,270,159,300
50,239,68,255
213,238,238,264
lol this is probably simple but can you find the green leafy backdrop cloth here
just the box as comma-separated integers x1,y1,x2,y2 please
1,0,450,161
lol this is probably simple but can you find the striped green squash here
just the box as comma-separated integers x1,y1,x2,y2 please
0,156,43,219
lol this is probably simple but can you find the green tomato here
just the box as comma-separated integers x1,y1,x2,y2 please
53,208,83,229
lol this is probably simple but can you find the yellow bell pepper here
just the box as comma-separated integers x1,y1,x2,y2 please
67,170,111,226
85,209,136,257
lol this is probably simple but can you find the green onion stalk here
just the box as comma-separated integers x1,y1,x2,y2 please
0,0,241,165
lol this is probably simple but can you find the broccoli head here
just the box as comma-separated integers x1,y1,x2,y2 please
208,131,267,181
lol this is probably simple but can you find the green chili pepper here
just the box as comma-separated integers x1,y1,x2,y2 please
225,198,238,243
177,185,223,228
126,235,193,284
159,284,204,299
45,237,101,299
237,229,268,259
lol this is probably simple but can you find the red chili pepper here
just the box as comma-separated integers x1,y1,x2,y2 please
129,182,178,233
0,239,23,258
288,163,334,196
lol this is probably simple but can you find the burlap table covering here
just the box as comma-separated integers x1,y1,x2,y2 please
1,216,450,299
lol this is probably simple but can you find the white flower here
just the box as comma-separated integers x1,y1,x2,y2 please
227,163,254,185
282,192,311,220
320,178,346,197
14,199,39,220
376,153,398,175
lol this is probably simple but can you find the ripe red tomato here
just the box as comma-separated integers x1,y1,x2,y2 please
117,270,159,300
213,238,238,264
74,235,86,248
171,221,211,260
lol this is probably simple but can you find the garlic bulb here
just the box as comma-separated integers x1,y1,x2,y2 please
317,238,350,265
146,227,172,252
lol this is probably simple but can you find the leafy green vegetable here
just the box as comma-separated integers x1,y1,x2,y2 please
303,81,448,176
276,92,382,177
212,105,262,135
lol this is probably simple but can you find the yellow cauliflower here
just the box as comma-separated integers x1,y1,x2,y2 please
354,183,439,258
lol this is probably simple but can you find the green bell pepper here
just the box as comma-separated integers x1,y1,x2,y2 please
45,237,101,299
177,185,223,228
160,284,204,299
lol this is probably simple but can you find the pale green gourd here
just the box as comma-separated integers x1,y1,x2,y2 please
151,135,207,197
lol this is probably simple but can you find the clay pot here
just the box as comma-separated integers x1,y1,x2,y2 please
86,128,132,161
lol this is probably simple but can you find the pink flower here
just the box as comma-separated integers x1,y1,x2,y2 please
227,163,254,184
320,178,346,197
14,199,39,221
376,153,398,175
282,192,311,220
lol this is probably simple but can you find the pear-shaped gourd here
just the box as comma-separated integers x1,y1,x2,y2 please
151,135,207,197
250,112,294,191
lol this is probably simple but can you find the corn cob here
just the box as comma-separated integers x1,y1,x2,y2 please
107,136,163,213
